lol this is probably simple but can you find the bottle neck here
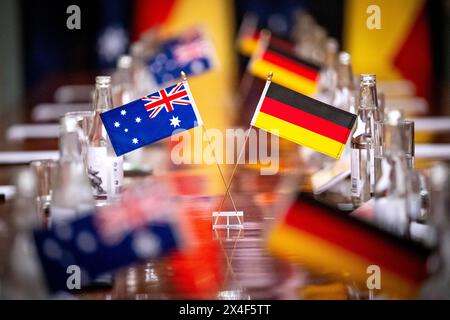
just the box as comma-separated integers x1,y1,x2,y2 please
118,68,134,87
93,85,113,112
358,81,379,138
88,112,107,146
337,64,353,89
364,109,375,138
359,82,378,111
324,47,336,69
356,104,373,133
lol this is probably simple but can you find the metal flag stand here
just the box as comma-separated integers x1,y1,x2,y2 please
212,71,274,230
180,72,242,229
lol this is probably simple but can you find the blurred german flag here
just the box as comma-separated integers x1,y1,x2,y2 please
133,0,236,131
133,0,237,195
268,194,432,299
344,0,432,102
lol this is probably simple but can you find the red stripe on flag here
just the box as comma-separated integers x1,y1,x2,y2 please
250,31,260,40
393,5,432,103
284,201,428,283
132,0,176,40
260,97,351,144
262,51,319,82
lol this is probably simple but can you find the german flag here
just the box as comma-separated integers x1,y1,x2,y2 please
345,0,432,102
236,15,296,57
249,36,320,96
238,30,296,58
268,194,432,299
251,81,356,159
237,29,260,57
235,13,259,56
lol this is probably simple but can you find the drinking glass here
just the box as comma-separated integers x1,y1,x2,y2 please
64,111,94,165
30,160,58,227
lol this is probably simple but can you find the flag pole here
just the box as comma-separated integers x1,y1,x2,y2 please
180,71,240,219
239,29,271,103
214,71,273,223
201,125,239,216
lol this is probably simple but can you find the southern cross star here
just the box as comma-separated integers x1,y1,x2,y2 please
169,116,181,128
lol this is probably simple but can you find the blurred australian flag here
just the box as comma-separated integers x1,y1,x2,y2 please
33,182,178,293
147,27,217,86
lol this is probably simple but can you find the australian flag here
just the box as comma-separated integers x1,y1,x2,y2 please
33,181,178,293
100,81,203,156
147,28,216,86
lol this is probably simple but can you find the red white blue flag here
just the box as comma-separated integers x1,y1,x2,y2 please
101,80,203,156
147,27,216,85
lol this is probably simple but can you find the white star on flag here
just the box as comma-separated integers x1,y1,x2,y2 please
97,27,128,63
135,117,141,123
169,116,181,128
190,60,205,74
121,110,127,116
114,122,120,128
132,138,139,144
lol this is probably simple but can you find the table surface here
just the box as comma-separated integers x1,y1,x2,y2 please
0,127,342,300
0,102,448,300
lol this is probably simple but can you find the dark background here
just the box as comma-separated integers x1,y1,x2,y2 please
0,0,448,114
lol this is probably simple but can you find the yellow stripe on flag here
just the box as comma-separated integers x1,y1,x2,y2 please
239,38,258,56
268,224,420,299
344,0,424,80
250,60,317,96
158,0,237,196
254,112,345,159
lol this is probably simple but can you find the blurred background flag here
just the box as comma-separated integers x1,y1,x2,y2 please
34,212,178,293
267,194,432,299
33,178,180,293
344,0,433,102
131,0,236,131
132,0,176,40
168,195,223,298
147,27,217,86
96,0,131,70
132,0,237,196
251,81,356,159
101,80,202,156
237,25,297,58
249,33,320,96
236,13,260,57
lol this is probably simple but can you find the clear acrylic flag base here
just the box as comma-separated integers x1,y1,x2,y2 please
212,211,244,230
213,227,244,241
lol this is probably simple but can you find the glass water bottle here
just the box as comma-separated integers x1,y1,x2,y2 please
315,38,338,104
374,111,410,236
351,134,371,206
350,74,383,206
112,55,146,172
50,116,94,224
358,74,383,195
113,55,138,107
2,169,48,299
87,76,123,201
332,52,356,114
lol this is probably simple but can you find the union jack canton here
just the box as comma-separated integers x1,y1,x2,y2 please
147,27,216,85
101,81,203,156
